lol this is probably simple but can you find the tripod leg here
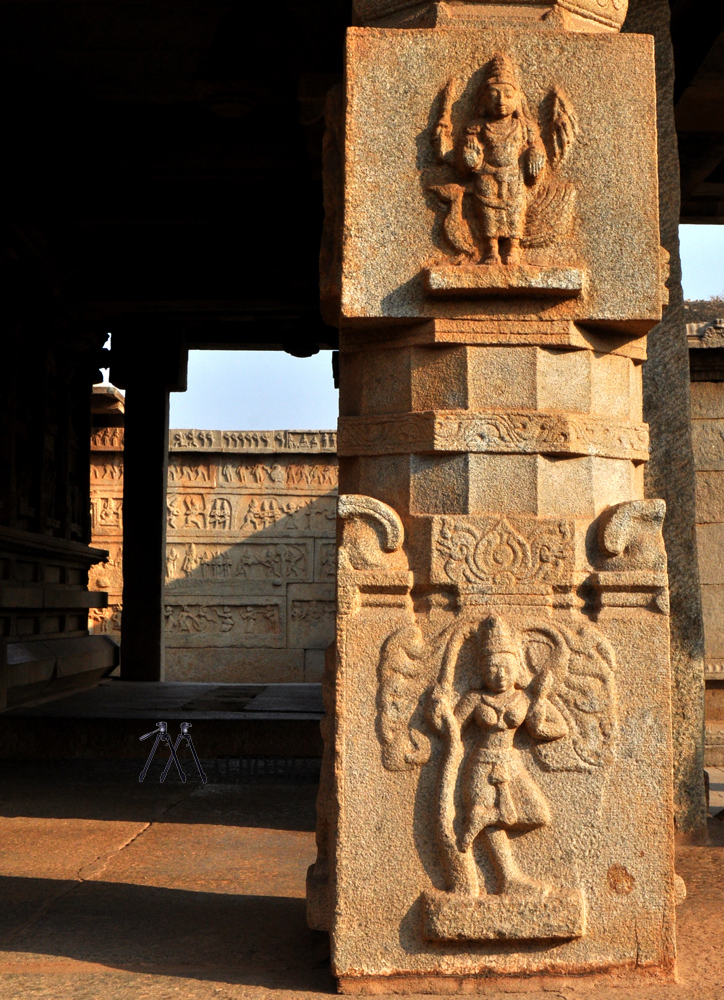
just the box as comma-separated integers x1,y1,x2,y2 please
185,736,208,784
163,734,187,782
139,734,163,782
160,734,183,783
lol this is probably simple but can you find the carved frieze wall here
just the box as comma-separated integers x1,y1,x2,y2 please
89,429,338,682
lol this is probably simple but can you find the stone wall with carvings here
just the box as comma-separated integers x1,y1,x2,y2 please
89,413,338,683
686,302,724,762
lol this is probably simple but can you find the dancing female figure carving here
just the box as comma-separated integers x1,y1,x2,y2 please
424,612,618,909
429,615,568,897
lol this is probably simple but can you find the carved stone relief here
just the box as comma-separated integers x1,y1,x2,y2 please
91,496,122,530
428,53,578,279
91,427,124,450
90,428,338,680
164,602,280,636
91,456,124,480
432,516,574,594
338,411,649,461
170,429,337,453
88,603,122,636
377,612,618,941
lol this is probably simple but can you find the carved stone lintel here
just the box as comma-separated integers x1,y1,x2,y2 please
591,571,669,615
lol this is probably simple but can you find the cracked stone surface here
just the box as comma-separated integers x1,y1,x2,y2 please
0,760,722,999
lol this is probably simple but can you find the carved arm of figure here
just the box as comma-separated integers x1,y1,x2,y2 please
460,124,485,174
523,122,546,184
432,78,456,163
525,672,567,742
453,691,481,730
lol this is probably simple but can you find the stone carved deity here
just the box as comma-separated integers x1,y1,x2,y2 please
378,612,617,926
429,616,567,897
430,53,578,267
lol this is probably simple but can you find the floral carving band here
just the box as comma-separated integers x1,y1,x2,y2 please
338,411,649,461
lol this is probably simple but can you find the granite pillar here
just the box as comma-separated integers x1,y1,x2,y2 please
624,0,707,839
309,0,682,987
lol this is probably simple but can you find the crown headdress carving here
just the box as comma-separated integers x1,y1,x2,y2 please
479,614,519,656
484,52,519,89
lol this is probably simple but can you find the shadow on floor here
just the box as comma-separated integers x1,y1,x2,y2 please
0,763,319,829
0,876,334,992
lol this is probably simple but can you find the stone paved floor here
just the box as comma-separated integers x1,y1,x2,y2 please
0,761,722,1000
5,679,324,721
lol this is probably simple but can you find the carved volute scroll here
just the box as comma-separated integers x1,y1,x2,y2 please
338,493,404,565
598,499,667,573
337,495,412,617
593,499,669,614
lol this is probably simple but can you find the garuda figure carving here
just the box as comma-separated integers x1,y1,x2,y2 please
429,52,578,267
379,613,617,916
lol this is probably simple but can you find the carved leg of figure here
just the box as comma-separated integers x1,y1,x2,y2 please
480,237,500,265
483,827,546,897
502,237,521,266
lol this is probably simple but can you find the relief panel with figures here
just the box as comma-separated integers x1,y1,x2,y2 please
163,598,284,647
216,457,338,493
166,540,313,586
90,431,339,677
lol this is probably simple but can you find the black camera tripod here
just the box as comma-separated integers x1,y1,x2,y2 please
160,722,207,784
138,721,187,782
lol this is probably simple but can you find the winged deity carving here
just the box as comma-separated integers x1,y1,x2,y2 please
379,613,617,898
429,52,578,267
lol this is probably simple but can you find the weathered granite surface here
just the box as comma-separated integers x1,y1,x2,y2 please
309,3,680,987
683,301,724,763
89,425,338,684
624,0,707,837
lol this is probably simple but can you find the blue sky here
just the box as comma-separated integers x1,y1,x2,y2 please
163,224,724,431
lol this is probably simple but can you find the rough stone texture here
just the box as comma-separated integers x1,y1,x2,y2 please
309,11,679,985
353,1,629,33
624,0,708,836
690,380,724,690
89,418,338,683
341,27,662,331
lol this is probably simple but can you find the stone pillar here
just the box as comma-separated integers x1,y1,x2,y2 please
309,0,681,987
111,330,187,682
121,377,170,681
624,0,707,838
